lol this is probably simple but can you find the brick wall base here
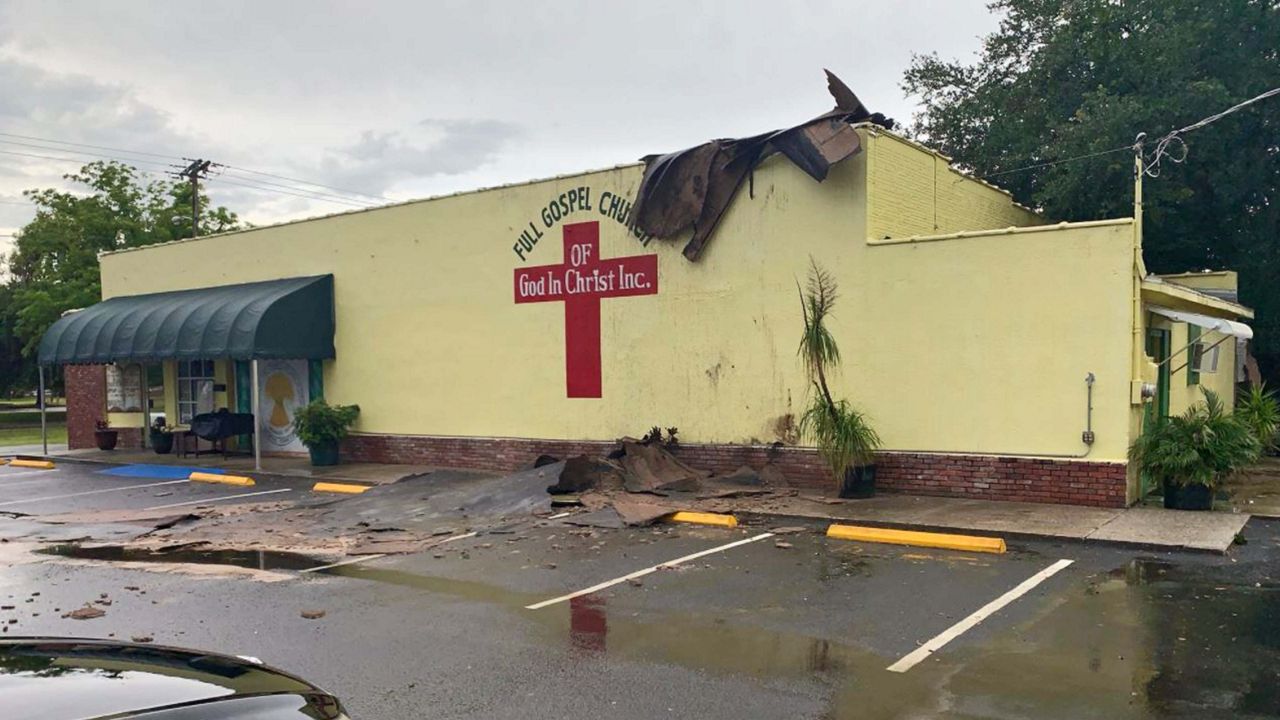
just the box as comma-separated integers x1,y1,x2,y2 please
65,365,106,450
344,434,1129,508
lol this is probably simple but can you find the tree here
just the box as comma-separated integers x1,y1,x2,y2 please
903,0,1280,377
0,161,240,393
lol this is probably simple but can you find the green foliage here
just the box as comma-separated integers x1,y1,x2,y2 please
799,399,881,479
0,161,241,392
1236,383,1280,453
1129,389,1261,489
902,0,1280,377
291,400,360,448
796,260,881,484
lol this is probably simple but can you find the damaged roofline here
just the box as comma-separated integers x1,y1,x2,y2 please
867,218,1133,246
98,161,647,258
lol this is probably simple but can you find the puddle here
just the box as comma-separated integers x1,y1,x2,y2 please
37,544,327,571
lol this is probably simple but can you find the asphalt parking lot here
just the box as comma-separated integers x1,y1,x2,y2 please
2,460,1279,719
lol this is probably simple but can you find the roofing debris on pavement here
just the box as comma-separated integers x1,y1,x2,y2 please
629,69,895,261
543,436,803,528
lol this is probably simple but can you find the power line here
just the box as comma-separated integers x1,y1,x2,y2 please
208,166,379,207
979,145,1132,181
215,164,389,202
1144,86,1280,177
0,146,370,209
0,131,180,161
205,175,374,209
0,138,177,170
0,129,388,204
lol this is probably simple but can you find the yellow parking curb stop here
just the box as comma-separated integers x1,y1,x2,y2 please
826,524,1006,554
666,511,739,528
188,471,255,487
9,459,55,470
312,482,371,494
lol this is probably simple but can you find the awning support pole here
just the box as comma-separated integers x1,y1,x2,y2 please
38,365,47,456
140,363,149,449
251,359,262,472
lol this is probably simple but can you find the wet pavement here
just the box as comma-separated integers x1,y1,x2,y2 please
1,461,1279,718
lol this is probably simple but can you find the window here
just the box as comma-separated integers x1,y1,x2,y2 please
176,359,216,424
1187,325,1201,386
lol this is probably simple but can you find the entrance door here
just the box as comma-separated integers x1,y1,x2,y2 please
1146,328,1171,420
1141,327,1172,497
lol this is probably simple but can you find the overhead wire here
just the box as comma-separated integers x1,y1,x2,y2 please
969,86,1280,184
1143,86,1280,177
215,164,389,202
0,129,388,206
206,166,378,207
205,175,374,209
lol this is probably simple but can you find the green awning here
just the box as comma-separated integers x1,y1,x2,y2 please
38,275,335,366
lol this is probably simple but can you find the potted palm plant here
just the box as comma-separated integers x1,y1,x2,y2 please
1129,389,1260,510
291,400,360,467
796,260,881,498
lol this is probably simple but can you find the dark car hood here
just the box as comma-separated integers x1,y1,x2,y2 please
0,638,344,720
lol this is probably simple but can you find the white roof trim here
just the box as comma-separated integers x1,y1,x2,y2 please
1150,305,1253,339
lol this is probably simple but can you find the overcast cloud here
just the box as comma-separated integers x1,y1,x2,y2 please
0,0,1000,256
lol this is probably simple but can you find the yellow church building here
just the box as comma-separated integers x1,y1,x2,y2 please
41,123,1253,508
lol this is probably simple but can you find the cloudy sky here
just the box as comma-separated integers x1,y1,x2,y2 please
0,0,1001,256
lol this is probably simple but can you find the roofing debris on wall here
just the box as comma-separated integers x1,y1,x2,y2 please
629,69,896,261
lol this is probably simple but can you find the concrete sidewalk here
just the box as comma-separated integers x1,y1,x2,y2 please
746,493,1250,553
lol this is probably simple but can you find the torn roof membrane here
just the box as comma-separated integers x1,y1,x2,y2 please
629,70,895,261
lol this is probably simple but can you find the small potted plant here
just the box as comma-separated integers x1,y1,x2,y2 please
93,420,119,451
292,400,360,466
796,260,882,498
149,417,174,455
1129,389,1260,510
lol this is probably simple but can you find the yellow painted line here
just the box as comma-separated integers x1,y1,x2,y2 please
9,459,54,470
188,471,255,487
0,458,8,465
312,481,371,494
666,511,738,528
827,524,1006,554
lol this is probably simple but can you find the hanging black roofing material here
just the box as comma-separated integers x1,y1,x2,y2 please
38,274,335,365
629,69,895,261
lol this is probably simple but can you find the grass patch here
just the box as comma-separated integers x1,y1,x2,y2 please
0,424,67,447
0,410,62,426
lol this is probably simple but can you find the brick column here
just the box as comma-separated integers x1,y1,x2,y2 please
64,365,106,450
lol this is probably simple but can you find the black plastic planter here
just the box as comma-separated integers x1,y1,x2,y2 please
839,464,877,499
308,441,340,467
1162,479,1214,511
150,432,174,455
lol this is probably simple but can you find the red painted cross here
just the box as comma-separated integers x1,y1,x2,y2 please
514,221,659,398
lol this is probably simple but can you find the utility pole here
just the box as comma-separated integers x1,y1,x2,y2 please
175,159,212,238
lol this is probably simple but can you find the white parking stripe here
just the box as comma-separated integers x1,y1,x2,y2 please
0,469,62,480
525,532,775,610
300,554,387,573
0,479,189,507
300,531,477,574
0,477,65,489
145,488,292,510
886,558,1074,673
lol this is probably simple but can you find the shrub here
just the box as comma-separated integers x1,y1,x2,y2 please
1236,383,1280,454
291,400,360,448
1129,389,1261,490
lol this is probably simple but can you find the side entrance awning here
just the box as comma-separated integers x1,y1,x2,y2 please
1149,305,1254,339
38,275,335,366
